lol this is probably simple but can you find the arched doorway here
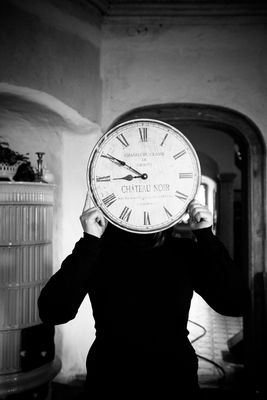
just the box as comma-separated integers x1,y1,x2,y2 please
110,103,266,395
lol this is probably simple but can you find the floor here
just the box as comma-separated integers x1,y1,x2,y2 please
188,292,244,392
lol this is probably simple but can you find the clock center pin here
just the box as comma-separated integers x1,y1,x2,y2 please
141,173,148,180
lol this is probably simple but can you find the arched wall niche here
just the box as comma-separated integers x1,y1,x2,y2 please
0,83,102,260
109,102,266,394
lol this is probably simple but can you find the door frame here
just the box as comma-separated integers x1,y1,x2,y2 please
110,102,266,394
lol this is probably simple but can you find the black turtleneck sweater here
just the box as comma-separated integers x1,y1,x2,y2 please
38,226,246,397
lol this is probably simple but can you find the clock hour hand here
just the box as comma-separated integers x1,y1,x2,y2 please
113,174,146,181
102,153,147,179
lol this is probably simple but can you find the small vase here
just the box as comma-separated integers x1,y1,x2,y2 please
42,168,55,183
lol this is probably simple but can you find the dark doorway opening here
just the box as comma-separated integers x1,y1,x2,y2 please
110,103,266,396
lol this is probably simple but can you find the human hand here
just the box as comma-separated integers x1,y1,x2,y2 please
187,199,213,230
79,191,107,238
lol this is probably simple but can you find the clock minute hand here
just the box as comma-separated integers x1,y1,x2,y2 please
101,153,127,166
102,153,147,179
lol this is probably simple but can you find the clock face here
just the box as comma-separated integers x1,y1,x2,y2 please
87,119,201,234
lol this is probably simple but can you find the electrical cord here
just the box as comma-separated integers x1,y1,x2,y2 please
188,319,226,380
197,354,226,379
188,319,207,343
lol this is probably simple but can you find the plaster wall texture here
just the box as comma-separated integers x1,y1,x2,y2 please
0,0,102,123
0,1,103,380
101,21,267,139
0,0,104,381
0,86,102,382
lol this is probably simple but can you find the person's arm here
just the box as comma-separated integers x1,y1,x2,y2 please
187,200,247,317
38,233,101,325
38,192,107,325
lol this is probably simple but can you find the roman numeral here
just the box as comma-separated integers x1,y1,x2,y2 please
163,206,172,218
144,211,151,225
119,206,132,222
139,127,148,142
179,172,193,179
116,134,129,148
96,175,111,182
175,191,188,201
173,149,186,160
160,133,168,146
102,193,117,207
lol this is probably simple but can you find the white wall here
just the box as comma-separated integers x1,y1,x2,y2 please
101,21,267,140
57,122,102,382
0,0,103,382
0,84,103,381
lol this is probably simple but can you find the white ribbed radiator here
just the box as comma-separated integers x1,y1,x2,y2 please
0,182,61,397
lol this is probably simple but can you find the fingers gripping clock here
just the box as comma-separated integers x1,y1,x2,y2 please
87,119,201,234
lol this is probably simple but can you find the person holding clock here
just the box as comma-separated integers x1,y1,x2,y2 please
38,195,246,399
38,120,246,398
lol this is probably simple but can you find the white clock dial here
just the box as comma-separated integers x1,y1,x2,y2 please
87,119,201,233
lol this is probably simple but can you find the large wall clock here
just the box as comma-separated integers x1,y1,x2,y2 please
87,119,201,234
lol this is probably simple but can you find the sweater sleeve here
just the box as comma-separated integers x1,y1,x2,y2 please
38,233,101,325
191,227,248,317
